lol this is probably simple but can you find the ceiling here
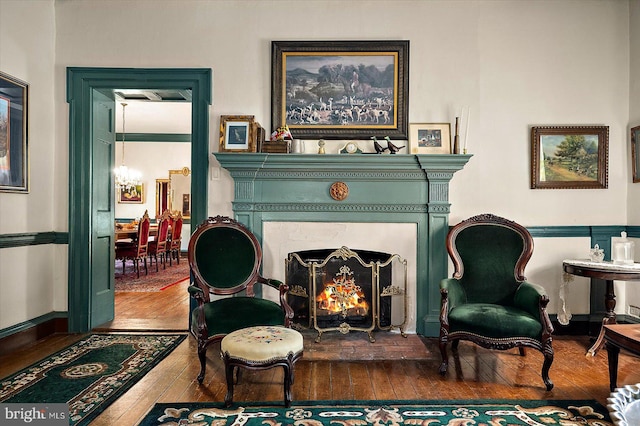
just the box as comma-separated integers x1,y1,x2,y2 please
114,89,192,102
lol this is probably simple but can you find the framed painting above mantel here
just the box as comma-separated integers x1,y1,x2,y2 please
271,40,409,140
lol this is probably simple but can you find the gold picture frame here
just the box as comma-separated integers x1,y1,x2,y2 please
408,123,451,154
219,115,256,152
271,40,409,140
118,183,144,203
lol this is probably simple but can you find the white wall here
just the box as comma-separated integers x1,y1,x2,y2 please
1,0,638,330
113,102,191,220
629,0,640,224
0,0,60,329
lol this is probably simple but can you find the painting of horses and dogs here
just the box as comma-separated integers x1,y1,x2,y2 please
271,41,409,140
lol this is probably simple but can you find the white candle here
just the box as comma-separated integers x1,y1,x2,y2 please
463,106,471,152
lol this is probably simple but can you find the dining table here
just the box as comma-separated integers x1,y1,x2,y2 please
115,224,169,242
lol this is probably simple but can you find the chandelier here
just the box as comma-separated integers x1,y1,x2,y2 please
114,102,142,190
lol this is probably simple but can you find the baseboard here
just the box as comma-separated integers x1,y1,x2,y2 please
0,312,68,356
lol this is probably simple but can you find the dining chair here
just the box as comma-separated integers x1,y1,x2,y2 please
148,209,171,272
115,210,151,278
168,211,183,265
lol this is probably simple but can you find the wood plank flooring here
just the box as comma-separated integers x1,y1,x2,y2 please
1,281,639,425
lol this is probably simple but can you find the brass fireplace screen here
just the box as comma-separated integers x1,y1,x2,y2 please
285,247,407,342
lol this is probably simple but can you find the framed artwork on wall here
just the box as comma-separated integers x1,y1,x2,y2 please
219,115,256,152
632,125,640,183
408,123,451,154
0,71,28,193
531,125,609,189
271,40,409,140
118,184,144,204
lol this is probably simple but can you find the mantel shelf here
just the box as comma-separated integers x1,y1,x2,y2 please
214,153,472,176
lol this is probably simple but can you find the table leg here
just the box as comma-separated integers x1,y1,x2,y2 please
606,341,620,392
587,279,617,356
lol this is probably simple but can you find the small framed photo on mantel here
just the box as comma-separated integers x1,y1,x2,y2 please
219,115,257,153
408,123,451,154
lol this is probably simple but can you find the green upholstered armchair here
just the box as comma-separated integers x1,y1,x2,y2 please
439,213,554,390
188,216,294,383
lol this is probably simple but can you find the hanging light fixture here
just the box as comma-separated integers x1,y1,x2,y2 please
113,102,142,190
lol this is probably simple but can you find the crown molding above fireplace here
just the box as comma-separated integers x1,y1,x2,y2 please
214,153,471,336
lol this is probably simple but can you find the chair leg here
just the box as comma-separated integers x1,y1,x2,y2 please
439,337,449,374
122,259,126,275
155,254,159,272
283,361,293,407
144,257,148,275
542,342,554,391
134,259,139,278
224,362,235,407
197,347,207,384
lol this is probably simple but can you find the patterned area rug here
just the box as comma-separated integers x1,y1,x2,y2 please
115,256,189,292
139,400,613,426
0,333,186,426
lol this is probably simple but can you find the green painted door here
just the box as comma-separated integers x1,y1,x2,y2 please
90,89,116,327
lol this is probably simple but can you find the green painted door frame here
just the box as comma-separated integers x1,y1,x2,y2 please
66,68,211,332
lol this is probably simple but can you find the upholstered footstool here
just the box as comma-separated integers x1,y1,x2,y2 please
220,325,304,407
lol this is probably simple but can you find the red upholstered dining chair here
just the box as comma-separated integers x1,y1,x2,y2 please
168,211,183,265
115,210,151,278
148,209,171,272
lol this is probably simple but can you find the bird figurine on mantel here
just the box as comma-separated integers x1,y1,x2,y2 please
385,136,405,154
372,136,387,154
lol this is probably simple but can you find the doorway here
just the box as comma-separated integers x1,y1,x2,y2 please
109,98,192,331
66,67,211,333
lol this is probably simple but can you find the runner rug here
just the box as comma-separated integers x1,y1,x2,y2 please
0,333,186,426
139,399,613,426
116,256,189,292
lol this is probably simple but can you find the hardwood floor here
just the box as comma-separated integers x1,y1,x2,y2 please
2,282,639,425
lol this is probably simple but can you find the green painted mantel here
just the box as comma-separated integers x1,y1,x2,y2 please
215,153,471,336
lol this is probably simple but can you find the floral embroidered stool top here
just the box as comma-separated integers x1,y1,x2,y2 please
220,326,304,407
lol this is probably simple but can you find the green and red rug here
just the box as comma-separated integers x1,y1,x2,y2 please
116,257,189,292
139,400,613,426
0,333,186,425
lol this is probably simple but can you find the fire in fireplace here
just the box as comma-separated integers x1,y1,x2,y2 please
286,246,407,342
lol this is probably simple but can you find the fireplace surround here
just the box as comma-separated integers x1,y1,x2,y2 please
214,153,471,336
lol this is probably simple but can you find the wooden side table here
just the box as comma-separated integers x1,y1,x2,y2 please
604,324,640,391
563,259,640,356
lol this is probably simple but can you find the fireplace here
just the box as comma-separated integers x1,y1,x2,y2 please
214,153,471,336
286,247,407,342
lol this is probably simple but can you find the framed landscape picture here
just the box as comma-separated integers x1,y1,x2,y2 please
531,126,609,189
408,123,451,154
0,72,28,193
271,40,409,140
